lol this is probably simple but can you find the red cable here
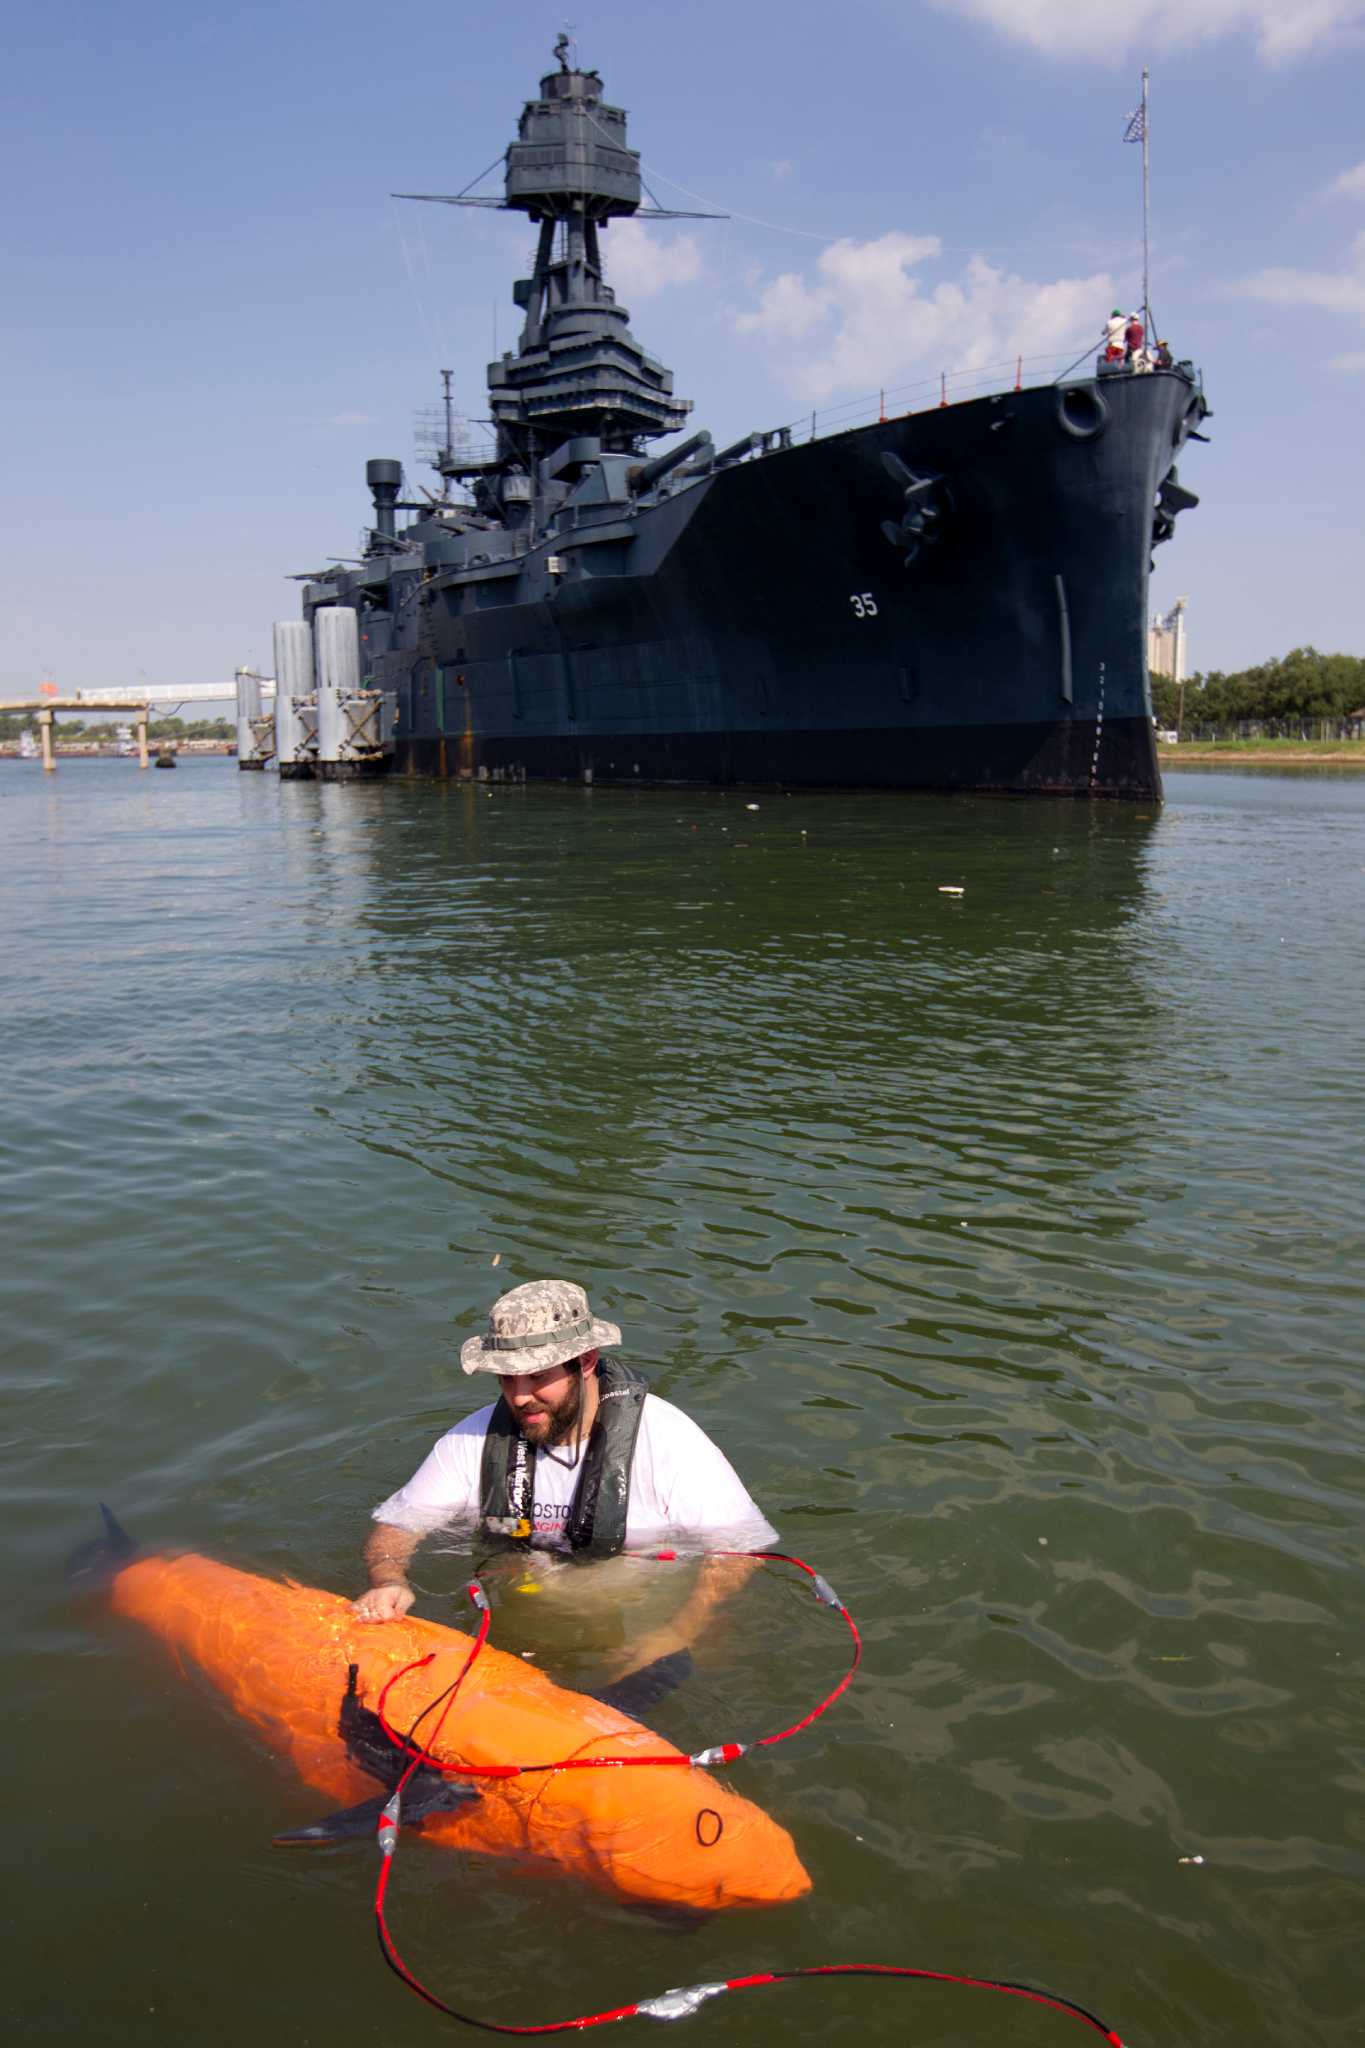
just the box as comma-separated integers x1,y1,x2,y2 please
384,1594,491,1795
368,1554,1125,2043
374,1551,859,1778
372,1927,1125,2041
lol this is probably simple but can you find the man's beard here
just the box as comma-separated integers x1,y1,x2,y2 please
522,1372,583,1450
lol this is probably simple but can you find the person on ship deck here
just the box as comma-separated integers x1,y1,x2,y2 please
1103,308,1126,362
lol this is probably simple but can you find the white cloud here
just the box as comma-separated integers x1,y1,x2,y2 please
1232,227,1365,315
603,219,703,299
734,231,1113,403
933,0,1365,64
769,159,794,182
1230,226,1365,366
1328,161,1365,199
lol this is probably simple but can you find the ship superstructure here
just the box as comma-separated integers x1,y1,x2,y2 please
272,45,1209,795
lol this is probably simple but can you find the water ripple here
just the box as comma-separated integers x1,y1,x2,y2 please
3,764,1362,2046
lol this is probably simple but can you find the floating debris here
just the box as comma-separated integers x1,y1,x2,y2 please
939,885,965,895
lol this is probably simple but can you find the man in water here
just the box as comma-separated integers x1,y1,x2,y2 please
354,1278,776,1681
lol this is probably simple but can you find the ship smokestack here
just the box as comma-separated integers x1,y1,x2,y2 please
366,459,402,543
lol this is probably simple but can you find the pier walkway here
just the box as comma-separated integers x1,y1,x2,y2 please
7,683,248,772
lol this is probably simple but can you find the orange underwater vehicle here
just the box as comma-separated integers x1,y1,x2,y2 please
89,1517,810,1914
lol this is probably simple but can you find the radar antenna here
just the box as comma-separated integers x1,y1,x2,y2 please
414,370,486,491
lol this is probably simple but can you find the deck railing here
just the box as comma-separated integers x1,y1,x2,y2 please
777,347,1098,447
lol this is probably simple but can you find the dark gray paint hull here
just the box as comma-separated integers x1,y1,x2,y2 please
396,716,1159,798
371,371,1203,798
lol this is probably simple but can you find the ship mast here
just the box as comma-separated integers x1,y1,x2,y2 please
395,45,720,467
1125,69,1152,339
1140,67,1151,340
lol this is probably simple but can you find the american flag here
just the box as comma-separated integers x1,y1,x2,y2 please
1124,105,1146,143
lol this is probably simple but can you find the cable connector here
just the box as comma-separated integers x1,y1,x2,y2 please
467,1579,490,1611
688,1742,747,1768
376,1792,401,1858
636,1982,728,2021
811,1573,842,1609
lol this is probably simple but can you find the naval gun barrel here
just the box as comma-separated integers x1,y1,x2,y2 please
712,431,763,469
628,431,713,497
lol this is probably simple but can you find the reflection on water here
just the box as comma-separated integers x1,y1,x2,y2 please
4,762,1363,2046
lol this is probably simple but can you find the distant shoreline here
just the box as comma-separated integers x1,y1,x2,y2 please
0,743,236,760
1160,744,1365,769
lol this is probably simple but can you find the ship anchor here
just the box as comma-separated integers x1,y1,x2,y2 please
1151,463,1199,550
880,451,950,565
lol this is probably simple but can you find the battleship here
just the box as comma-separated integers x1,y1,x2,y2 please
272,43,1209,797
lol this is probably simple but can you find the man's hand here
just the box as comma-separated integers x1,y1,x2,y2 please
352,1579,416,1623
597,1557,763,1684
356,1522,421,1621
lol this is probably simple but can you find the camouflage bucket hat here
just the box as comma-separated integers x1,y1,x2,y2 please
460,1278,622,1377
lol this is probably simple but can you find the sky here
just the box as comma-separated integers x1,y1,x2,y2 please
3,0,1363,704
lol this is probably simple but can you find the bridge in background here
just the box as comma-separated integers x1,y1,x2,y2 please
6,678,274,772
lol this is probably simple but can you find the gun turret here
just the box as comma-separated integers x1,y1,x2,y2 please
628,432,713,497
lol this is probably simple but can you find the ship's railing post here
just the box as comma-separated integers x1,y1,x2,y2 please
39,706,55,773
137,709,149,770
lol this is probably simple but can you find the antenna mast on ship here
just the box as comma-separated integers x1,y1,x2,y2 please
1125,68,1153,338
1140,67,1151,337
439,369,456,498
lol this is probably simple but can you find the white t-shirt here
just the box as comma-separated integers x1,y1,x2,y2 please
373,1391,778,1553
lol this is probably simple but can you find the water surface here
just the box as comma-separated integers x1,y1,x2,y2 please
5,762,1362,2046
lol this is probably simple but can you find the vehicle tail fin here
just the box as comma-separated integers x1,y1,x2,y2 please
66,1502,137,1585
273,1779,477,1847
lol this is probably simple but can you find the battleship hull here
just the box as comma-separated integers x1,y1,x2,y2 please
382,370,1203,799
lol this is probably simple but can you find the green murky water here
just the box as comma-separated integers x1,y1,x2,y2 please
5,760,1362,2046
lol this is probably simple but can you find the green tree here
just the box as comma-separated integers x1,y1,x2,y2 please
1163,648,1365,735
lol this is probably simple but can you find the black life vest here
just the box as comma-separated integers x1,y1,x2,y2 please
477,1358,648,1558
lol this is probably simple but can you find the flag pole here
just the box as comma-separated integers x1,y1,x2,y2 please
1140,67,1151,337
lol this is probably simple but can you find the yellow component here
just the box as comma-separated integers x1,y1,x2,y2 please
513,1518,532,1540
516,1579,543,1596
